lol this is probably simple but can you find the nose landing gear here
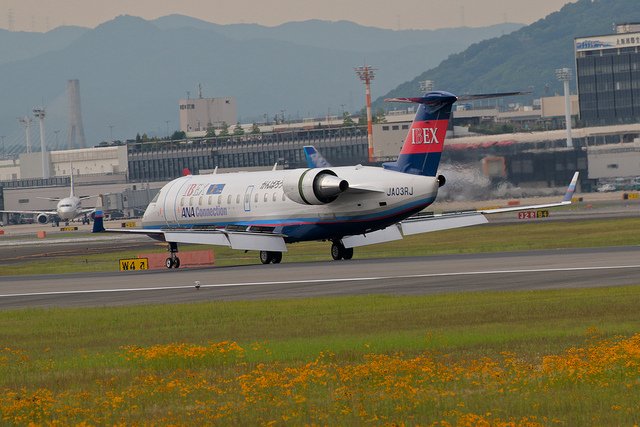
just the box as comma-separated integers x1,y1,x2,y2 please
165,242,181,268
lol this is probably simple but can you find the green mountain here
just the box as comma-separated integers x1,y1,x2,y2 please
376,0,640,108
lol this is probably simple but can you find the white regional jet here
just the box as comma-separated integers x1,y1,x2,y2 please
1,169,95,225
93,90,579,268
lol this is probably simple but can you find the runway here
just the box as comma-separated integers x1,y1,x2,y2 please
2,246,639,310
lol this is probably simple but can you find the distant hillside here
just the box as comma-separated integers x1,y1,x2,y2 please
152,15,523,53
376,0,640,109
0,16,520,151
0,26,89,65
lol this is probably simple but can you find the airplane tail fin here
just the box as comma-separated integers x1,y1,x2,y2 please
382,91,457,176
562,171,580,203
92,195,105,233
383,90,531,177
303,146,331,168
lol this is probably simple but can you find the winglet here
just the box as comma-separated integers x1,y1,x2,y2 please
183,168,192,176
562,171,579,204
92,195,105,233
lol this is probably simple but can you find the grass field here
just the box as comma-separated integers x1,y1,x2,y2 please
2,218,640,425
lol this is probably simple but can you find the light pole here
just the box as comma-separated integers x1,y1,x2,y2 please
108,125,114,141
165,120,170,137
555,67,573,149
33,107,48,179
18,116,33,153
0,135,4,159
355,62,377,163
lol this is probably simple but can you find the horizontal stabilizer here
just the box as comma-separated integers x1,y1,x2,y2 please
456,91,532,102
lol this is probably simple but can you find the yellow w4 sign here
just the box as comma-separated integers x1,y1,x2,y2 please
119,258,148,271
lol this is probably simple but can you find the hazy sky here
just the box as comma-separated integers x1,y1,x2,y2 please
3,0,577,32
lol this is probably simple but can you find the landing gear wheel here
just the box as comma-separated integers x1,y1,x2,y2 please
271,252,282,264
331,241,344,260
260,251,273,264
166,242,180,269
343,247,354,260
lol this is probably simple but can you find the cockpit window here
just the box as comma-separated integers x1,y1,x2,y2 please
151,191,161,203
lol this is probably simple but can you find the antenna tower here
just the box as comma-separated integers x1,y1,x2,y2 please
8,9,14,31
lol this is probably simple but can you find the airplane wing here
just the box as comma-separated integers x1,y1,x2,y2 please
342,171,579,248
162,228,287,252
0,209,56,215
97,224,288,252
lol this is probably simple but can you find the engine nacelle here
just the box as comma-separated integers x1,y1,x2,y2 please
437,174,446,187
37,213,51,224
283,168,349,205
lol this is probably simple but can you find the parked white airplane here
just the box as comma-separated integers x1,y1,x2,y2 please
1,168,95,225
93,90,578,268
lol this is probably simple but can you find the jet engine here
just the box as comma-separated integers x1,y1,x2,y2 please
437,174,446,187
37,213,51,224
283,169,349,205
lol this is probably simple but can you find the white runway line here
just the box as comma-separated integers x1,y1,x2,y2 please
2,264,640,299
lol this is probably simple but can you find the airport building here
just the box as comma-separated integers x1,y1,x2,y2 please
179,96,237,133
575,23,640,126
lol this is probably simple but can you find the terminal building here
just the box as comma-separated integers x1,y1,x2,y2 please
575,23,640,126
179,96,237,133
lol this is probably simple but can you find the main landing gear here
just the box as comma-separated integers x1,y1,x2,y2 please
165,242,181,269
260,251,283,264
331,240,353,261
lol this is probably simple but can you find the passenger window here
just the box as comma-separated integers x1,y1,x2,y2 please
208,196,212,205
199,196,203,206
264,193,268,202
236,195,240,204
189,197,193,206
218,195,222,205
254,193,259,203
273,193,277,202
227,195,232,204
282,193,286,201
180,197,185,207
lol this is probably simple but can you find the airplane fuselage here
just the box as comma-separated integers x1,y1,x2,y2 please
56,196,83,221
141,166,439,243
